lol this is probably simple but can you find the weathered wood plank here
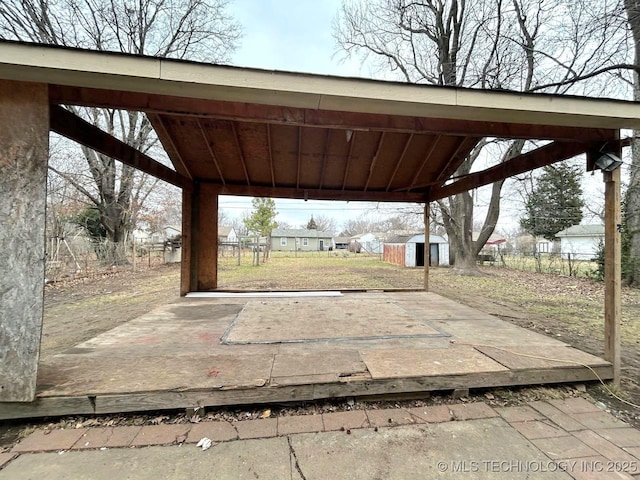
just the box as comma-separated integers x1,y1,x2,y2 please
0,80,49,402
0,364,612,420
0,396,95,420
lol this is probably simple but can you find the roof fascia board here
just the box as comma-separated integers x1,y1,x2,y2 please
2,42,640,130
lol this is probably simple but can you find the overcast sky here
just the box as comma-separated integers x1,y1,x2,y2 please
220,0,608,234
223,0,395,232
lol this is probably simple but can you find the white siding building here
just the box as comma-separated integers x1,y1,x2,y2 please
555,224,604,261
405,234,449,267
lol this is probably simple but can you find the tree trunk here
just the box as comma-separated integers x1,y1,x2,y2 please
624,0,640,286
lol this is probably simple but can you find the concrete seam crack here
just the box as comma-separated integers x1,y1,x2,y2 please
287,436,308,480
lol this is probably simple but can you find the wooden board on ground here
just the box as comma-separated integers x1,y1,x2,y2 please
475,345,612,370
36,353,275,396
270,351,368,386
432,318,568,347
63,303,243,356
361,345,509,379
223,298,444,344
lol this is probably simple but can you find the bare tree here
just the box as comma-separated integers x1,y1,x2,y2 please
0,0,241,264
624,0,640,286
335,0,628,272
308,214,338,234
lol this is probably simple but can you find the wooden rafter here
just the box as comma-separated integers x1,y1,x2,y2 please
197,120,225,185
147,113,192,179
405,136,441,192
428,140,596,201
319,129,332,190
231,122,250,186
50,105,190,189
364,132,385,192
386,133,413,192
434,136,482,183
342,130,356,191
267,124,275,187
296,126,302,189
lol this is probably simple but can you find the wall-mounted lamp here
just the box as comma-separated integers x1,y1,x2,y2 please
594,152,623,172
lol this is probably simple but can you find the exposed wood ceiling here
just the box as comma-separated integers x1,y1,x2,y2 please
46,85,620,203
0,41,635,203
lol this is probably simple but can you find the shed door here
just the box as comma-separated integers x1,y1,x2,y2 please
430,243,439,266
416,243,425,267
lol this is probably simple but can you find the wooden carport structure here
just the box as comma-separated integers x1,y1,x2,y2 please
0,41,632,409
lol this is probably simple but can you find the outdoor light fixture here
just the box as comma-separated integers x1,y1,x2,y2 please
594,152,623,172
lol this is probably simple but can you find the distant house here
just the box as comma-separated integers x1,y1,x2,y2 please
133,225,181,244
334,236,351,250
350,232,385,254
218,226,238,244
271,229,333,252
556,224,604,260
383,234,449,267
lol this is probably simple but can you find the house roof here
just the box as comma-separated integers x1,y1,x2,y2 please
556,224,605,237
218,226,234,237
271,229,333,238
334,237,351,244
0,41,634,205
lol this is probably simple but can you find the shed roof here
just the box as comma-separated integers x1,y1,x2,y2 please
407,234,448,244
556,224,605,237
0,41,634,203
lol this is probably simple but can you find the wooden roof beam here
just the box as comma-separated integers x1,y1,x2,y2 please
428,140,596,201
50,105,190,189
213,182,428,203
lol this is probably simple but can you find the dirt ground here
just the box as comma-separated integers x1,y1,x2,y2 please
32,257,640,430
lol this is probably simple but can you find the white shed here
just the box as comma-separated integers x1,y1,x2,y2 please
405,234,449,267
555,224,604,261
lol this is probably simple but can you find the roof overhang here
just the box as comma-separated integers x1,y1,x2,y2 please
0,41,636,202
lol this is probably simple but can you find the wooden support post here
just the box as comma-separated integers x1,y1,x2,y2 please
0,80,49,402
604,166,622,386
197,184,219,290
180,186,193,296
424,202,430,291
181,182,219,294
